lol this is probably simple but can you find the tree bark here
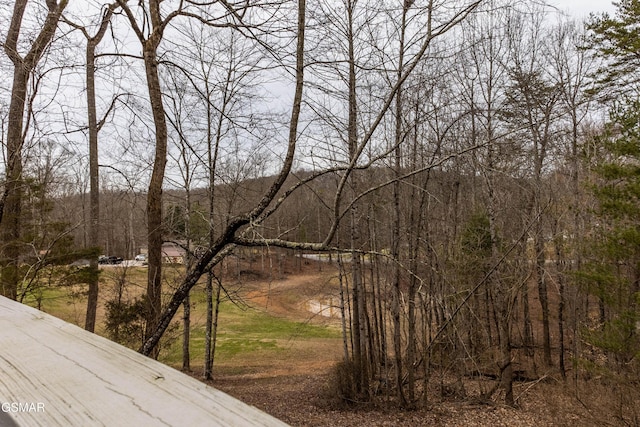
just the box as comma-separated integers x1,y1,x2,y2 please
143,38,168,357
390,0,408,407
345,0,370,399
80,4,116,333
140,0,306,356
85,39,100,332
1,0,68,300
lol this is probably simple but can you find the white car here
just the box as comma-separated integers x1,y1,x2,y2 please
135,254,147,262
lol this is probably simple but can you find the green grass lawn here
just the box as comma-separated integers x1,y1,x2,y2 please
159,294,341,370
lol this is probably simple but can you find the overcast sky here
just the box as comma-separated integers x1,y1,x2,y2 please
550,0,617,19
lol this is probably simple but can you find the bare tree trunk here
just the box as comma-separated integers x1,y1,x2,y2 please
521,272,534,357
334,252,350,365
390,1,410,406
367,207,385,376
182,292,191,370
554,235,567,379
1,0,68,300
485,287,493,345
487,179,514,406
73,4,117,333
203,274,214,380
144,41,168,358
390,147,403,404
85,42,101,331
373,244,386,371
484,63,514,404
211,280,222,373
182,190,192,371
351,240,367,396
117,0,174,358
534,218,552,366
203,271,222,380
1,70,26,301
407,171,430,406
497,287,514,406
344,0,369,400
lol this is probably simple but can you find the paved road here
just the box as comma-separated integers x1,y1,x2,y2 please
99,260,146,268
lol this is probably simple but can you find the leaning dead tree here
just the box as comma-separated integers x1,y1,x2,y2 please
139,0,483,361
140,0,309,356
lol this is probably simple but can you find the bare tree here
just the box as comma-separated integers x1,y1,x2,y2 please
116,0,279,358
64,2,119,333
504,6,560,367
115,0,171,357
140,0,307,356
164,76,199,371
1,0,69,300
546,18,597,380
457,0,517,405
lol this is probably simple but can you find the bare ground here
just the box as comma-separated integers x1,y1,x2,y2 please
212,374,588,427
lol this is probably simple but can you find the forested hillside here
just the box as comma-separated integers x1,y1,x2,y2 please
1,0,639,421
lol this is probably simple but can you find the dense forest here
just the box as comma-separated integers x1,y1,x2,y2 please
2,0,640,420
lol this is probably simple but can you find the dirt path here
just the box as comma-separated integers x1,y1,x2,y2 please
237,270,344,379
244,272,341,320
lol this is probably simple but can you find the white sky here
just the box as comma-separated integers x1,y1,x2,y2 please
550,0,617,19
